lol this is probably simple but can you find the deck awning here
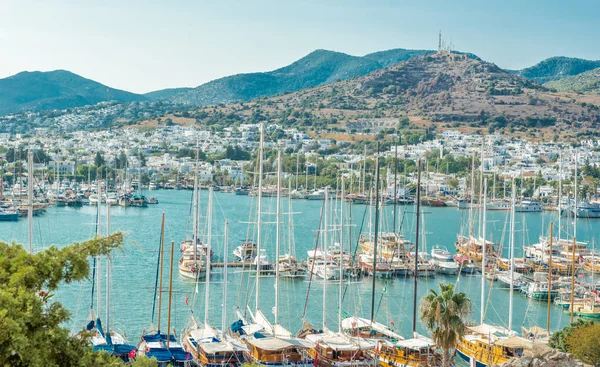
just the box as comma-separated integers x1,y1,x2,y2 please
495,337,533,349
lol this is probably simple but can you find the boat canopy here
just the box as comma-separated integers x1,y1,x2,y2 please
468,324,510,336
495,336,532,349
396,336,435,350
341,316,404,341
200,341,235,354
305,332,373,351
190,326,218,340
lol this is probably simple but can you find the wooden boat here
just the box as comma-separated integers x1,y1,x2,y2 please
376,336,440,367
456,324,532,367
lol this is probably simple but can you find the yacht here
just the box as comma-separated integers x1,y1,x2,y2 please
430,246,459,275
515,200,542,212
307,188,327,200
233,242,256,262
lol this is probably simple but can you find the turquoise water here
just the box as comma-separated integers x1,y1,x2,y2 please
2,190,598,342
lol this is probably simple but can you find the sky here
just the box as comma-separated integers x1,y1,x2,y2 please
1,0,599,94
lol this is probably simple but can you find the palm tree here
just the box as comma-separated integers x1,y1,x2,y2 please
420,283,472,367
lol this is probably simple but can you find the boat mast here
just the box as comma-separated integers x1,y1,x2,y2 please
27,150,33,253
222,219,229,335
275,150,282,326
255,122,264,312
478,138,484,240
480,179,487,324
393,136,399,234
469,152,475,237
508,179,516,331
105,200,111,341
412,159,422,337
158,212,165,332
193,149,200,259
96,170,102,320
570,153,578,325
547,222,553,333
167,240,175,348
370,148,380,325
558,152,562,240
295,154,299,191
362,145,367,195
323,187,329,330
204,187,213,326
339,176,345,333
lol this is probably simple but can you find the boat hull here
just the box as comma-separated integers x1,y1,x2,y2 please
456,348,488,367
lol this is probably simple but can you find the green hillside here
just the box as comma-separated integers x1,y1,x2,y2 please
167,48,433,106
0,70,146,115
518,57,600,84
544,67,600,93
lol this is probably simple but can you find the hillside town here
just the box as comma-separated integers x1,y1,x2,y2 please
1,123,599,204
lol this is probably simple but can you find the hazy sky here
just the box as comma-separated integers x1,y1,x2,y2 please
2,0,599,94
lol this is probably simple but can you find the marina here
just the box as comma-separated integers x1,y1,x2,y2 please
3,188,598,345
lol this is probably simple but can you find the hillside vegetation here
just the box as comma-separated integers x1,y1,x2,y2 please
166,48,432,106
0,70,146,115
517,56,600,84
178,52,600,140
545,68,600,94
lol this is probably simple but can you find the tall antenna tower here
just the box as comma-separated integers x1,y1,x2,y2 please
438,30,442,52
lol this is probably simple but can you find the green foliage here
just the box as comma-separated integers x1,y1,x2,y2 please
0,70,146,115
420,283,472,367
0,233,129,366
544,67,600,93
519,56,600,84
95,151,105,168
170,48,428,107
176,147,207,160
548,319,595,352
566,322,600,365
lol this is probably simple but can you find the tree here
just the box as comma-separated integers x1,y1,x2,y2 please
0,233,149,366
447,178,460,190
115,151,128,169
420,283,472,367
549,319,594,352
566,322,600,365
95,151,105,167
138,151,147,167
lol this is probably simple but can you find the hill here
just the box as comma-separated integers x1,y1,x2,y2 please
544,68,600,94
181,52,600,140
517,57,600,84
167,48,432,106
0,70,146,115
144,87,193,100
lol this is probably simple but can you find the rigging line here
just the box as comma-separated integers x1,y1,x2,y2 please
342,202,369,303
301,198,326,321
151,217,163,324
483,209,509,323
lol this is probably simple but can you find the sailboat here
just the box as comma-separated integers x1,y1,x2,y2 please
341,151,404,342
374,159,440,367
81,181,136,361
456,180,533,367
137,214,193,365
181,188,247,366
231,127,315,367
278,179,306,279
300,176,378,367
179,152,208,280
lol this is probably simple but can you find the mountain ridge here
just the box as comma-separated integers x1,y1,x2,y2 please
165,48,434,106
0,70,146,115
2,50,600,117
181,52,600,139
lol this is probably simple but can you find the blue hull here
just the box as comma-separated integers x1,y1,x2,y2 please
456,349,487,367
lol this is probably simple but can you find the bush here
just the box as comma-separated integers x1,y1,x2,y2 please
566,323,600,365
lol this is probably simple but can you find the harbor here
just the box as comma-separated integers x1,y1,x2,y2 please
4,188,597,341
